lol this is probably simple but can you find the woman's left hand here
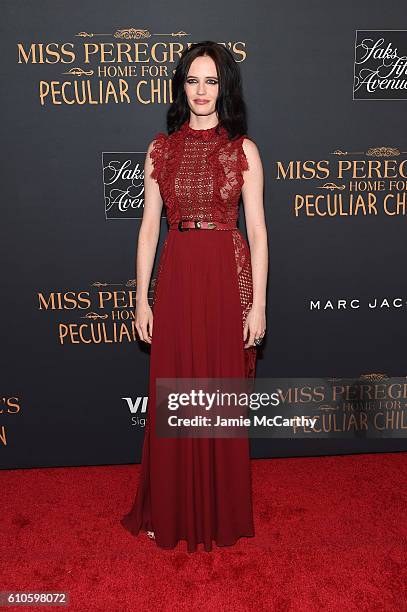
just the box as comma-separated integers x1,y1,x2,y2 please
243,305,266,348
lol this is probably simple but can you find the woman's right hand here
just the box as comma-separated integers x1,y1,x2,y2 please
135,301,153,344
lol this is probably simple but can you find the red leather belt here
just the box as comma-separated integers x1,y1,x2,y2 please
169,220,237,231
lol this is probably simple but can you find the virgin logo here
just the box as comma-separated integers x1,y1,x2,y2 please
122,396,148,414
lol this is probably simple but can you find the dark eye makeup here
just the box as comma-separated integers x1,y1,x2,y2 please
186,78,218,84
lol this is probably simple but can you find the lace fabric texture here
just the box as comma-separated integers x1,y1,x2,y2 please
149,120,257,377
149,121,249,225
231,229,257,378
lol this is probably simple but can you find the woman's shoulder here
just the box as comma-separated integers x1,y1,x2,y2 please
223,131,257,150
148,128,183,156
238,131,256,146
147,132,169,181
148,131,168,151
240,135,261,171
147,131,169,159
241,135,259,154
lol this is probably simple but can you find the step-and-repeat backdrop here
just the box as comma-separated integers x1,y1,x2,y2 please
2,2,407,468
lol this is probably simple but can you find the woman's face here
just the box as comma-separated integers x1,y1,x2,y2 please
184,55,219,119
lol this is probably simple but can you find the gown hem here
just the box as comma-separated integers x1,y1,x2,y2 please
120,515,255,552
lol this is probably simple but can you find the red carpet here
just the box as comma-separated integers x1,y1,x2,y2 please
1,453,406,611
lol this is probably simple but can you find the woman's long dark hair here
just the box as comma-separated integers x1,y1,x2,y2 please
165,41,248,141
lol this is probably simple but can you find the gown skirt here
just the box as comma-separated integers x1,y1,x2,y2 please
121,226,255,552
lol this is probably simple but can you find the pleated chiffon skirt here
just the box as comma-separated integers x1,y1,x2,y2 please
121,228,255,552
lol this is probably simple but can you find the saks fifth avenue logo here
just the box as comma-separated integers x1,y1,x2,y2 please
103,151,144,219
37,279,156,344
353,31,407,100
102,151,168,219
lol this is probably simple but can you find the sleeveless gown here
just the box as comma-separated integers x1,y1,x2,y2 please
121,119,258,552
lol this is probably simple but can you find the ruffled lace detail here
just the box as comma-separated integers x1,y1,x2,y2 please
238,136,250,171
147,121,250,226
218,135,250,204
147,128,184,225
149,132,168,183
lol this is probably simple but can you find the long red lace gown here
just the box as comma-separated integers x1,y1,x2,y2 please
121,119,258,552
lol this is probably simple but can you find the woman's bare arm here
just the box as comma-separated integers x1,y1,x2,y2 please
135,139,164,343
241,138,268,346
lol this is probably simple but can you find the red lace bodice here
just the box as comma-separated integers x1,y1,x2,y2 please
149,119,257,379
149,120,250,225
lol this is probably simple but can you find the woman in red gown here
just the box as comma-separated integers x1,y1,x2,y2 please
121,41,268,552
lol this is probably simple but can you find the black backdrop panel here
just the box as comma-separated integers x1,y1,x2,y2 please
2,1,406,468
